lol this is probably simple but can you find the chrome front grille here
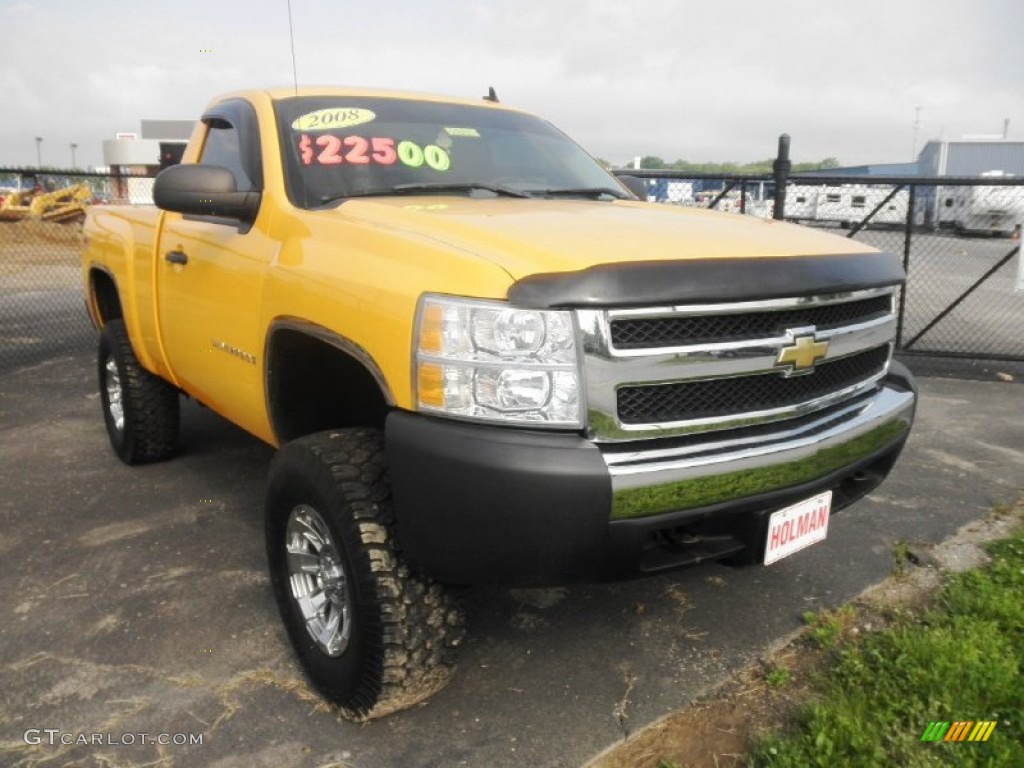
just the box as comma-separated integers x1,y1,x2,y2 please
577,288,896,442
610,294,892,349
616,346,889,424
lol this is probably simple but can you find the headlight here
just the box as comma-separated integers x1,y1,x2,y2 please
414,295,582,427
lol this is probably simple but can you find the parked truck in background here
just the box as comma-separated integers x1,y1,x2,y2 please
81,87,917,718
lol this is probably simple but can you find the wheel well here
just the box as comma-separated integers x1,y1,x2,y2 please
90,270,123,324
267,329,391,442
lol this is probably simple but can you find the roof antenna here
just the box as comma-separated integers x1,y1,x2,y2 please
483,86,499,103
287,0,299,96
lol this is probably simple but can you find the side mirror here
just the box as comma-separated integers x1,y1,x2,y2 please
617,174,649,200
153,164,260,221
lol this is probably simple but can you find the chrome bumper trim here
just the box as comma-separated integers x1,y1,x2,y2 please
604,384,914,520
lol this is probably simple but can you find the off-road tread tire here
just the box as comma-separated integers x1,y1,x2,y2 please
266,428,465,720
98,319,180,464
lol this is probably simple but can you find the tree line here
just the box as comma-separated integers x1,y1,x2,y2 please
631,156,842,173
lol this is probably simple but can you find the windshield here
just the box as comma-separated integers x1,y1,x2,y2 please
274,95,625,208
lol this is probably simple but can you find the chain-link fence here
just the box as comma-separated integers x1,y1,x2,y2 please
2,167,1022,374
788,178,1023,359
619,171,1024,361
0,169,155,374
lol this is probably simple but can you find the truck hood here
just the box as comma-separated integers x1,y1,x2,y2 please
323,196,874,280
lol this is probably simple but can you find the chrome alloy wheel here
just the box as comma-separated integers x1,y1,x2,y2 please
285,504,352,657
104,357,124,432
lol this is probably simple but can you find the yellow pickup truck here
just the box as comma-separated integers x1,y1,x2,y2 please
82,87,916,718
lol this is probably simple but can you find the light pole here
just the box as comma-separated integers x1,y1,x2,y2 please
35,136,43,168
70,143,78,169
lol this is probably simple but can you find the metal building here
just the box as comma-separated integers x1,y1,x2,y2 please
918,138,1024,176
100,119,194,203
102,119,194,173
795,162,921,178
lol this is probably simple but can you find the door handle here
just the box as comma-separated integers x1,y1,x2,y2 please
165,250,188,265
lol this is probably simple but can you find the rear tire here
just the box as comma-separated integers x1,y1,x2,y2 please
97,319,179,464
265,428,465,719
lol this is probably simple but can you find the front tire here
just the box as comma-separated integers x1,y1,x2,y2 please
97,319,180,464
265,428,465,719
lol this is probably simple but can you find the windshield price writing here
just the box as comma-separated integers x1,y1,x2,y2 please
298,134,450,171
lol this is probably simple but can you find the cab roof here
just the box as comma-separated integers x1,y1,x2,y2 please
212,86,525,114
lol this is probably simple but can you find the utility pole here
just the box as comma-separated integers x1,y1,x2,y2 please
35,136,43,168
70,143,78,169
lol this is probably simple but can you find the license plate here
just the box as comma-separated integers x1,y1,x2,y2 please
764,491,832,565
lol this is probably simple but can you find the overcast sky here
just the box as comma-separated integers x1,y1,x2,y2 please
2,0,1022,170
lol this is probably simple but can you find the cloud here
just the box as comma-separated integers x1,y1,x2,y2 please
0,0,1022,168
1,0,34,17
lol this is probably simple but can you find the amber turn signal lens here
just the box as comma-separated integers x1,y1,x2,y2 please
418,302,443,355
417,362,444,407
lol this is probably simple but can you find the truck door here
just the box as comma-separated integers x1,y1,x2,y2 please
156,101,276,439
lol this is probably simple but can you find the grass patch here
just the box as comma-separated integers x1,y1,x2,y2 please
754,528,1024,767
891,540,916,575
802,604,858,651
763,665,791,689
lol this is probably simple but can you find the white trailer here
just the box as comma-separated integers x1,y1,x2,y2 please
787,185,908,229
933,173,1024,236
786,189,820,221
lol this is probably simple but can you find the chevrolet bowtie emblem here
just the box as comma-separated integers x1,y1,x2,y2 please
776,334,829,372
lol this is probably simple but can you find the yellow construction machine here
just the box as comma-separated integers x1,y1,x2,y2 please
0,182,92,222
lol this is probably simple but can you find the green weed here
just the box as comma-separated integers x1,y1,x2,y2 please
892,540,915,575
764,665,791,689
802,604,856,651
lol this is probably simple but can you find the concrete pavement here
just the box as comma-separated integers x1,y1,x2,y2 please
0,352,1021,768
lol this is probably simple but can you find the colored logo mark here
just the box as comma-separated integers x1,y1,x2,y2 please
920,721,997,742
776,333,829,372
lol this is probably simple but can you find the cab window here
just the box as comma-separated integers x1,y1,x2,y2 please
199,120,253,192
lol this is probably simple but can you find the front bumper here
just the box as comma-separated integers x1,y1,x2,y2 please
386,363,916,586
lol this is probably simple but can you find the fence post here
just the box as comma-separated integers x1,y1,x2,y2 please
895,185,915,349
772,134,791,220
